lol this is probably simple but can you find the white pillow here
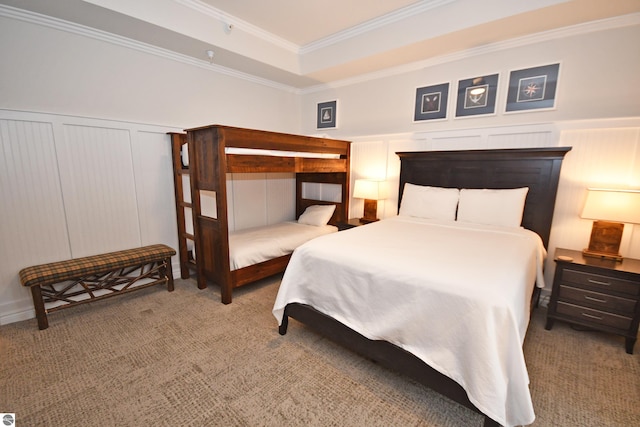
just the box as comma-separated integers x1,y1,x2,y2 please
297,204,336,226
399,183,460,221
457,188,529,227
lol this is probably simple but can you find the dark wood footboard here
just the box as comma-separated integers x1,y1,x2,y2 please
279,302,501,427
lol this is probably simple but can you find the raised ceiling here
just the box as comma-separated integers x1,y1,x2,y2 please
1,0,639,90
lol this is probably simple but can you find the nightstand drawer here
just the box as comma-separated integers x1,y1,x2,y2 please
562,269,639,296
556,301,633,331
559,285,637,314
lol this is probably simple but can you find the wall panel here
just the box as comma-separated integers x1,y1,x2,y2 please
0,117,71,323
0,110,181,325
131,129,179,248
57,124,141,257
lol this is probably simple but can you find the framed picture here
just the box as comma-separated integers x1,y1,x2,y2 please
317,100,337,129
506,63,560,112
455,74,499,118
414,83,449,122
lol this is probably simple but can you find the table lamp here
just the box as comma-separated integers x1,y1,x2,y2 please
580,188,640,261
353,179,388,223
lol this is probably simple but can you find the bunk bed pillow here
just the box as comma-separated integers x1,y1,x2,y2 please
180,143,189,167
457,187,529,228
399,183,460,221
298,204,336,227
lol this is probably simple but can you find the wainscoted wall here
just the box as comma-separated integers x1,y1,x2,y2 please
0,111,333,325
0,111,181,324
3,117,639,324
348,120,640,295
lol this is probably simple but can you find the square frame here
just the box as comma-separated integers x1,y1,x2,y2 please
505,63,560,113
317,100,337,129
414,83,449,122
455,74,499,118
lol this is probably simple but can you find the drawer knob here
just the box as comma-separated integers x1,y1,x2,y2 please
584,295,607,304
582,312,604,321
587,279,611,286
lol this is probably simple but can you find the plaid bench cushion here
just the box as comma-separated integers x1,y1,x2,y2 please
20,244,176,288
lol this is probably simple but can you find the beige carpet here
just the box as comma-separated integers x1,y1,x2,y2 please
1,276,638,427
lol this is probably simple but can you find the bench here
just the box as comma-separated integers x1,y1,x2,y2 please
19,244,176,330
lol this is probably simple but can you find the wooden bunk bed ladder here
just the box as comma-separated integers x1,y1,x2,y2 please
169,133,197,281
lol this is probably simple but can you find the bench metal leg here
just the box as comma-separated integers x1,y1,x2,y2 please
30,285,48,330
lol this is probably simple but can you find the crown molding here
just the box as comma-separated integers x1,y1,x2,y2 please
0,4,298,93
175,0,300,53
177,0,456,55
300,12,640,94
2,4,638,95
300,0,455,54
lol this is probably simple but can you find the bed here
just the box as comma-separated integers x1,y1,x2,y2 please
170,125,351,304
273,147,571,427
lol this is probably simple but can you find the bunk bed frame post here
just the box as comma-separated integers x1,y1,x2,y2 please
188,126,234,299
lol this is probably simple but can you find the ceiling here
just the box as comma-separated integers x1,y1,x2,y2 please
1,0,639,90
199,0,422,46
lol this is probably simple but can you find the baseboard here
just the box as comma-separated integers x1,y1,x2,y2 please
0,304,35,326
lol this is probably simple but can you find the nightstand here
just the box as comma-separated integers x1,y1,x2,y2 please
545,248,640,354
336,218,368,231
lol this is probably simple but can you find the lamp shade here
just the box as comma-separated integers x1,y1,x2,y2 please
353,179,388,200
581,188,640,224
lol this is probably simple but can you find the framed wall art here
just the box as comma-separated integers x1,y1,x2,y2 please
317,100,337,129
414,83,449,122
455,74,499,118
506,63,560,112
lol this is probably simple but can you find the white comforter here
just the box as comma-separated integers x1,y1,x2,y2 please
272,216,546,427
229,221,337,270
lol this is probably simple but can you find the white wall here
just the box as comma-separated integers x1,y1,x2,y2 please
301,19,640,137
0,14,301,132
0,110,181,324
0,12,303,325
301,19,640,297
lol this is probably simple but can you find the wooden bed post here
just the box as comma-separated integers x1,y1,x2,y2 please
188,125,233,299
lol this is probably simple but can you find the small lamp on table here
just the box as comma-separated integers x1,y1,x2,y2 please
353,179,388,224
580,187,640,261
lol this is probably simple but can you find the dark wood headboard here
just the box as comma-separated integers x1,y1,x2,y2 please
396,147,572,248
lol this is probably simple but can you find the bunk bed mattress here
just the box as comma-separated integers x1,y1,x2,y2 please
229,221,337,270
272,216,546,427
180,144,340,166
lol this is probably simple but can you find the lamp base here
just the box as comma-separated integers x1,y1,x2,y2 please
584,220,624,262
582,249,623,262
360,199,379,223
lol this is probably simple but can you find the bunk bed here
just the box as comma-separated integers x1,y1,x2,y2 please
274,147,571,427
170,125,351,304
